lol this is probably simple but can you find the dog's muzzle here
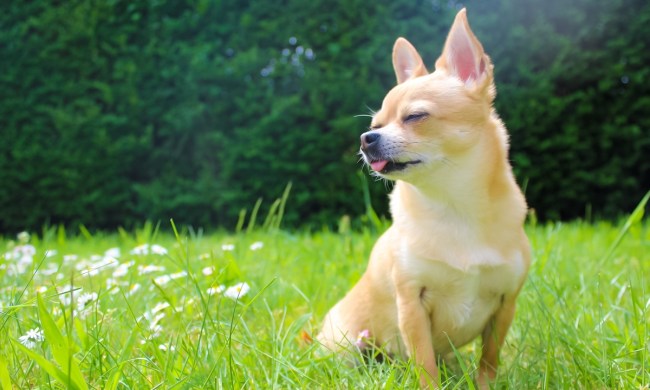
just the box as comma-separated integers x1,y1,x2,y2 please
360,131,421,173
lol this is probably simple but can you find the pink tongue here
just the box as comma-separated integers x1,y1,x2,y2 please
370,160,388,172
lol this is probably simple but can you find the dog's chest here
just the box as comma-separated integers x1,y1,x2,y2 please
402,249,523,350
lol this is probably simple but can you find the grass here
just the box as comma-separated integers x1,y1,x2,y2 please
0,208,648,389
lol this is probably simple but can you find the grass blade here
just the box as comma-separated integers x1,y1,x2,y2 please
0,356,11,390
601,190,649,264
12,340,78,390
36,294,88,390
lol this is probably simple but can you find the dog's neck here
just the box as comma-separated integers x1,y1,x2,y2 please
390,120,527,239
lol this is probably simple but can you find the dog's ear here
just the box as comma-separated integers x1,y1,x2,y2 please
435,8,492,89
392,38,428,84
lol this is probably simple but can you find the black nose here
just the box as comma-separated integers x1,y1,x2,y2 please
360,132,381,149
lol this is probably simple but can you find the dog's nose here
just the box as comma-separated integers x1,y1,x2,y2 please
361,132,381,149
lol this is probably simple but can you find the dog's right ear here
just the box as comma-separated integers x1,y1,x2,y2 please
392,38,428,84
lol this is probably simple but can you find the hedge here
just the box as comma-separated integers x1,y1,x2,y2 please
0,0,648,232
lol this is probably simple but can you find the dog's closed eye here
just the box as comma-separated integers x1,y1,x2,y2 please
403,112,429,124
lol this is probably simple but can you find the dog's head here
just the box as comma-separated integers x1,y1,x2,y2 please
361,9,501,185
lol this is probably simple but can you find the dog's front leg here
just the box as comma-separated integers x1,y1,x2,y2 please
396,283,438,388
477,296,516,390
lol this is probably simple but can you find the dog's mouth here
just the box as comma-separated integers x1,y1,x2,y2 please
369,159,421,174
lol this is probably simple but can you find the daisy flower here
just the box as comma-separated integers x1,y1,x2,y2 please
153,275,171,285
113,261,134,278
104,247,121,258
250,241,264,251
223,282,250,300
57,285,81,306
130,244,149,255
127,283,141,296
355,329,371,348
63,254,78,262
207,285,225,296
221,244,235,251
150,244,168,255
17,231,30,244
202,266,214,276
138,264,166,275
77,292,98,310
19,327,44,349
159,343,176,352
169,271,187,280
40,263,58,276
151,301,171,314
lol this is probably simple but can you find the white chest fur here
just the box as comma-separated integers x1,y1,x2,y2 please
398,245,525,354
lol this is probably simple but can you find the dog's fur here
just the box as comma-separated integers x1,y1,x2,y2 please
318,9,530,388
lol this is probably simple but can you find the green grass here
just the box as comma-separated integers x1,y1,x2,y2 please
0,212,648,389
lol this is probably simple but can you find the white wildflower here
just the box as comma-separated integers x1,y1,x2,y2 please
207,285,226,296
153,275,171,285
40,263,58,276
97,256,119,268
158,343,176,352
223,282,250,300
131,244,168,255
35,286,47,293
17,231,30,244
202,266,214,276
6,245,37,275
138,264,165,275
57,285,81,306
198,253,210,260
45,249,57,258
154,271,186,285
104,247,121,258
150,244,168,255
77,292,98,310
63,254,78,262
355,329,371,348
151,301,170,314
150,313,165,331
105,278,119,292
221,244,235,251
19,327,44,349
170,271,187,280
250,241,264,251
113,261,134,278
79,266,99,277
130,244,149,255
127,283,141,296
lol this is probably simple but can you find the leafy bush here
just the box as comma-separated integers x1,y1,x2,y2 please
0,0,647,232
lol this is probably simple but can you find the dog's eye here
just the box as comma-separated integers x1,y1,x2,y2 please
404,113,429,124
370,123,383,129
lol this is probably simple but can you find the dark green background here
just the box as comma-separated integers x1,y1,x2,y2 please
1,0,648,232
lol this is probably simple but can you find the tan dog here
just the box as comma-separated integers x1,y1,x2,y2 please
318,8,530,389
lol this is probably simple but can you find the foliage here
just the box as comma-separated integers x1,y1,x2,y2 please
0,0,648,231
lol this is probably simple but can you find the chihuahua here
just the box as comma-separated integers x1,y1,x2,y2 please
318,8,530,389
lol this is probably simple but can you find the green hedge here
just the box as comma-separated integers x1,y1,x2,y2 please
0,0,648,232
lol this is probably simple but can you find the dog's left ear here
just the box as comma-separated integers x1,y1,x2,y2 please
435,8,492,90
393,37,429,84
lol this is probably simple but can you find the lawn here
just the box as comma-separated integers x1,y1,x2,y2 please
0,207,648,389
